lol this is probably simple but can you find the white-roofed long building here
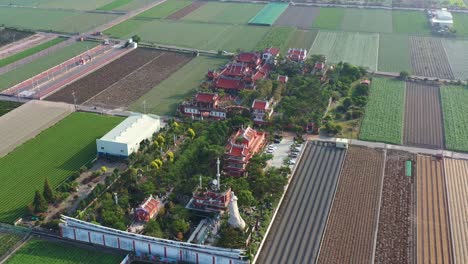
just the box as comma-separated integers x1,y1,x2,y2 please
97,114,161,157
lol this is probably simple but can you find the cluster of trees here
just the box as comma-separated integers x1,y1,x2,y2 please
31,178,55,214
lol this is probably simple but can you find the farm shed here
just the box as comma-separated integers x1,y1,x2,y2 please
430,8,453,28
96,114,161,157
335,138,349,148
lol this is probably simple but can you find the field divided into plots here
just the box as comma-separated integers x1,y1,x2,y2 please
130,55,226,115
378,34,411,73
440,86,468,152
182,2,264,24
136,0,192,19
166,1,206,20
0,112,122,223
442,39,468,80
310,31,379,70
248,2,289,26
409,36,454,79
360,77,405,145
258,141,346,264
274,6,319,29
416,155,453,264
4,239,123,264
318,146,384,263
404,82,444,149
445,158,468,264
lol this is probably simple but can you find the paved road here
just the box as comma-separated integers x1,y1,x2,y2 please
258,141,346,263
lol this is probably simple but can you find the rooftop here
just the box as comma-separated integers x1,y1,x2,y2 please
99,114,160,145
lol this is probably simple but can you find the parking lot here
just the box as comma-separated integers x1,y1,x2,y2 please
267,136,303,168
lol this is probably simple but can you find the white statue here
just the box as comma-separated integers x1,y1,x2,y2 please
228,192,246,230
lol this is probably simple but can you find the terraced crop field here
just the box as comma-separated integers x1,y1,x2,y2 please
360,77,405,145
310,31,379,70
378,34,411,73
340,8,393,33
442,39,468,80
0,112,122,223
440,86,468,152
182,2,264,24
318,146,384,263
4,239,123,264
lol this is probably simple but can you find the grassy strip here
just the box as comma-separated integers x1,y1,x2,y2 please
0,101,21,117
440,86,468,152
97,0,133,10
0,112,123,223
0,37,66,68
255,26,295,54
359,77,405,144
137,0,192,19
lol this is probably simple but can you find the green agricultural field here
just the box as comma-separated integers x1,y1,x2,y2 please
105,20,269,51
0,7,119,33
137,0,191,19
287,29,318,50
182,2,264,24
442,39,468,80
378,34,411,73
0,101,21,117
440,86,468,152
4,239,123,264
310,31,379,70
0,37,66,68
115,0,154,11
453,13,468,37
0,41,98,91
130,56,226,115
0,232,22,257
392,10,430,34
0,112,122,223
360,77,405,144
248,2,289,25
97,0,133,10
255,27,295,54
0,0,116,10
340,8,392,33
312,7,344,30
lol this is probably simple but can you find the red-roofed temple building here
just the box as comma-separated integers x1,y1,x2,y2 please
135,195,160,222
251,99,273,125
180,92,227,120
287,48,307,62
224,127,266,177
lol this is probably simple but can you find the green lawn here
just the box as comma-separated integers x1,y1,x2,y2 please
0,101,21,117
310,30,379,70
360,77,405,144
255,26,295,54
182,2,264,24
97,0,133,10
453,13,468,37
5,239,123,264
0,112,122,223
0,37,66,68
0,232,22,257
130,56,226,115
287,29,318,50
378,34,411,73
105,20,269,51
392,10,430,35
248,2,289,25
312,7,344,30
440,86,468,152
137,0,191,19
0,41,97,91
0,7,119,33
340,8,392,33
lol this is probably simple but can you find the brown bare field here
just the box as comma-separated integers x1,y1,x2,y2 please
409,36,454,79
47,48,163,104
404,82,445,149
166,1,206,20
84,52,192,109
444,158,468,264
273,6,319,29
416,155,453,264
317,146,384,264
375,150,415,264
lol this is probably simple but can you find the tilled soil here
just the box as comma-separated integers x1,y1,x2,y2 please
47,48,162,104
403,82,445,149
84,52,192,109
375,150,415,264
273,6,319,29
166,1,206,20
409,36,454,79
317,146,385,264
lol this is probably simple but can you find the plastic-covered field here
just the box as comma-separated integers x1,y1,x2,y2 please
248,2,289,26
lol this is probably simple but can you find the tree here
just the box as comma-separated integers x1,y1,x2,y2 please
144,219,166,238
100,166,107,174
170,218,189,237
156,135,165,146
399,71,410,80
237,190,256,207
187,128,195,139
33,190,48,213
131,35,141,43
43,178,54,203
167,151,174,162
151,159,163,169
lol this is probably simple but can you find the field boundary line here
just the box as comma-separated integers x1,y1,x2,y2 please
442,158,456,264
401,81,407,145
436,85,447,150
375,33,380,72
371,147,387,263
82,51,165,105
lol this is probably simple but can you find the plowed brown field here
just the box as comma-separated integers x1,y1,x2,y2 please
445,158,468,264
416,155,453,264
375,150,415,264
317,146,385,264
404,82,445,149
166,1,206,20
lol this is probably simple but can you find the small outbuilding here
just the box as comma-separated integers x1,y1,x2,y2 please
97,114,161,157
430,8,453,28
335,138,349,149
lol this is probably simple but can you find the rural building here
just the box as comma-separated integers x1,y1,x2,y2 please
179,92,227,120
135,195,161,222
287,48,307,62
187,187,232,213
430,8,453,28
224,126,266,177
335,138,349,149
251,99,274,124
96,114,161,157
